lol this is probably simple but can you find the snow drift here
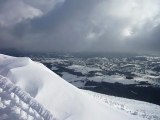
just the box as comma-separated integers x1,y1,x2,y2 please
0,75,54,120
0,54,159,120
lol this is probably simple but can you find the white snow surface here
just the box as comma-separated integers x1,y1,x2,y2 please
0,54,159,120
85,90,160,120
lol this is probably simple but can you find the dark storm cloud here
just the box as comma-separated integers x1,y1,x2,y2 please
129,24,160,51
4,0,100,52
0,0,160,53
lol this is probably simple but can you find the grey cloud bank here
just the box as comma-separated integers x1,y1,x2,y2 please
0,0,160,54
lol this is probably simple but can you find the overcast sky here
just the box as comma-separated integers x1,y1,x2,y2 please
0,0,160,54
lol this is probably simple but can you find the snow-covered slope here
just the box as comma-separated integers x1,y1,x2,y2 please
0,75,54,120
0,54,159,120
85,90,160,120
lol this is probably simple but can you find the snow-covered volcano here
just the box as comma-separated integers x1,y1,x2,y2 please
0,54,159,120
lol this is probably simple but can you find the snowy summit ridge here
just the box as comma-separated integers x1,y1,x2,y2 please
0,54,159,120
